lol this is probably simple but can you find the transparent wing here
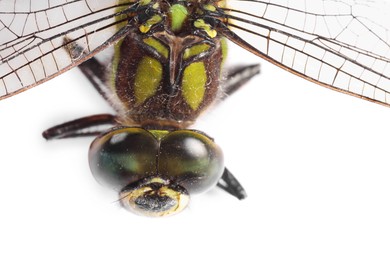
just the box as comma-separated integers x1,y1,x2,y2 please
223,0,390,106
0,0,134,99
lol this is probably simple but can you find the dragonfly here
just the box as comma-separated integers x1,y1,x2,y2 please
0,0,389,216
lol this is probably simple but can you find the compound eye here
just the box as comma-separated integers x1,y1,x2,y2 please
89,127,159,190
158,130,224,194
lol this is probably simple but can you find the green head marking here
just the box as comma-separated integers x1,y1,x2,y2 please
169,4,188,32
149,130,170,141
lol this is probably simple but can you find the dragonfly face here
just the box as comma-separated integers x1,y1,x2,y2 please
0,0,390,217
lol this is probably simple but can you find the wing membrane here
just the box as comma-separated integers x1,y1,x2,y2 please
0,0,134,99
1,0,390,106
224,0,390,106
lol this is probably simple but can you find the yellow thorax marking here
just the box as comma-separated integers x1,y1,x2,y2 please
183,43,211,60
139,0,152,6
143,37,169,58
203,4,216,12
194,19,217,38
169,4,189,32
182,62,207,110
134,57,163,105
139,15,162,33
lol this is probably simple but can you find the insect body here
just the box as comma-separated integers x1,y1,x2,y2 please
1,0,390,216
43,0,253,216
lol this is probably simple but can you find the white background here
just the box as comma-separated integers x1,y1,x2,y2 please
0,41,390,259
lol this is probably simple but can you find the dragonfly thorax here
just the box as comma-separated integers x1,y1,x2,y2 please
130,0,225,37
111,1,227,129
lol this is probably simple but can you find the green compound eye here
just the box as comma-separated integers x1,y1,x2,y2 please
88,127,159,190
158,130,224,194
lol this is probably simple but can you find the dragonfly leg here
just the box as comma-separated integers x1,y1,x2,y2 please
77,57,110,100
43,114,118,140
217,167,247,200
213,65,258,199
64,37,110,101
221,64,260,100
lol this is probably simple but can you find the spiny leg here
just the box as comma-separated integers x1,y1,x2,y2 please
43,114,117,140
77,56,111,101
217,168,247,200
43,39,118,140
64,36,111,102
221,64,260,100
213,64,260,199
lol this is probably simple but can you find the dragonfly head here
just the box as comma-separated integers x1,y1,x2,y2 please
88,127,224,217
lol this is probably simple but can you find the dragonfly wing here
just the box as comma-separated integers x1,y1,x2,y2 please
0,0,134,99
223,0,390,106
